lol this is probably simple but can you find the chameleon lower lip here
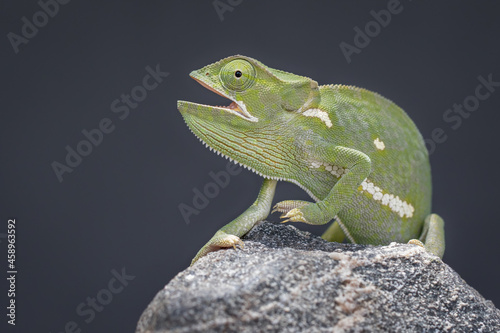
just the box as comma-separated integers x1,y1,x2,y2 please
177,100,250,120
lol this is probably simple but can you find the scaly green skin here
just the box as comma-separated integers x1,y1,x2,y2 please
178,55,445,265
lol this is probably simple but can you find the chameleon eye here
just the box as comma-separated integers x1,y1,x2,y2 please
220,59,256,91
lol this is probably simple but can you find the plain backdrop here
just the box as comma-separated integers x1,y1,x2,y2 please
1,1,500,332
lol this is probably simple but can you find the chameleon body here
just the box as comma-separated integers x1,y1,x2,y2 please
178,55,445,265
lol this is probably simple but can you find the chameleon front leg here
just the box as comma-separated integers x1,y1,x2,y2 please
190,178,277,265
408,213,445,258
276,146,371,226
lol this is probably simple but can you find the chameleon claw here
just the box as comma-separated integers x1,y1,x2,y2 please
239,240,245,249
227,236,244,251
279,208,308,223
223,234,244,250
281,208,308,223
408,239,425,248
271,204,287,214
191,233,245,266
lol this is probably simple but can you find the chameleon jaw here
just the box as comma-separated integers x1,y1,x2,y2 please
179,76,258,122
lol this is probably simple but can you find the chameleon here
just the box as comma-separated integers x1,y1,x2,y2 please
177,55,445,265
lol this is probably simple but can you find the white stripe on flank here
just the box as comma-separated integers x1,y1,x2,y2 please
310,160,414,218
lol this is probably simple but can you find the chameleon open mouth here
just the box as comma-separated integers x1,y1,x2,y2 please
177,75,258,122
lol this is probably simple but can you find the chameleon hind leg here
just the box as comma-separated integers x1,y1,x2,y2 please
190,179,277,266
408,213,445,258
321,218,350,243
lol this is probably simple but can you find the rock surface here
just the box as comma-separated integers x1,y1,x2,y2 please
136,221,500,333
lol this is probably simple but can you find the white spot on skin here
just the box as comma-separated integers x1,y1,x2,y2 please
302,108,333,128
374,138,385,150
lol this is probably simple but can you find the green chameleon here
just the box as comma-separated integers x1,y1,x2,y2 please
178,55,445,265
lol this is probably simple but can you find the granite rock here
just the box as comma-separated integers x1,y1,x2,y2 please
136,221,500,333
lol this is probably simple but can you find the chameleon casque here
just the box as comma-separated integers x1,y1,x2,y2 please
178,55,445,265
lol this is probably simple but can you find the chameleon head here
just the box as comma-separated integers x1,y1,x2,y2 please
177,55,320,177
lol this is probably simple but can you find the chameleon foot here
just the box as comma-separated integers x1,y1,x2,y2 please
274,200,330,225
280,208,308,224
408,239,425,248
222,234,245,250
191,231,244,266
273,200,312,223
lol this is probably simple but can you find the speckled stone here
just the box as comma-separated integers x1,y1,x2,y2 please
136,221,500,333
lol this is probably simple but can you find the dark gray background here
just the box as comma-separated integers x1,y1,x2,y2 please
1,1,500,332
